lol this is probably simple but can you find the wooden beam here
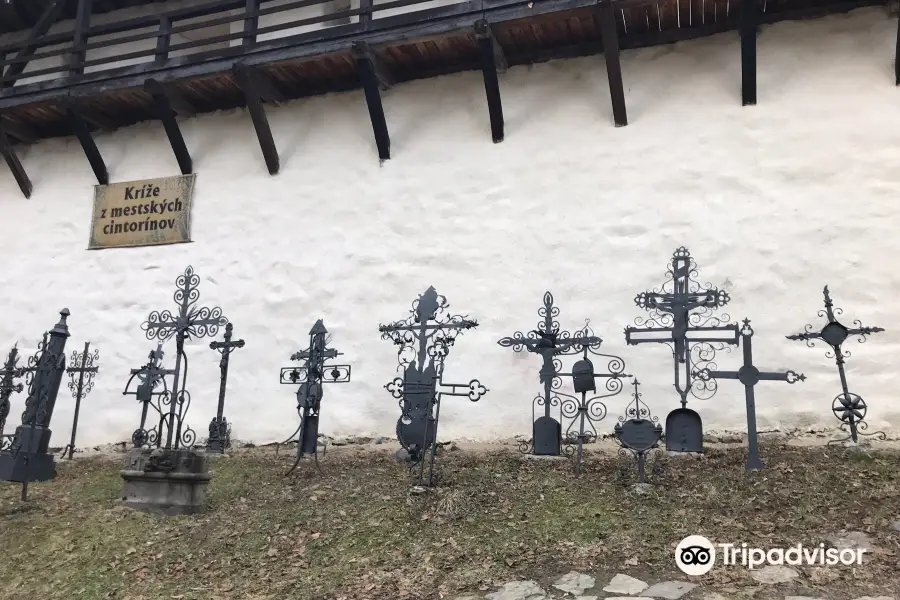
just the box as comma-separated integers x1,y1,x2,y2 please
155,16,172,66
243,0,259,48
0,127,32,199
741,0,758,104
351,41,390,161
68,0,92,78
67,107,108,184
474,19,505,143
3,0,66,88
144,79,193,174
599,0,627,126
144,78,196,118
233,64,279,175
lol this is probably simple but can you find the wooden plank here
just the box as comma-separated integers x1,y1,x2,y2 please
233,63,280,174
145,79,193,174
474,19,505,143
0,127,32,198
740,0,757,105
68,107,108,184
599,0,627,126
2,0,67,88
351,41,390,161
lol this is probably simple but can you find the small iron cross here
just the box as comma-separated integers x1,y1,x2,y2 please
62,342,100,460
786,286,884,444
694,319,805,469
0,346,24,449
207,323,245,454
123,344,175,448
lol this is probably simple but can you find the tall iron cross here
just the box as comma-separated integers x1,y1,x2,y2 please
207,322,245,454
0,345,24,445
694,319,805,469
786,286,884,444
124,344,175,448
625,247,740,405
380,286,487,487
63,341,100,460
142,265,227,449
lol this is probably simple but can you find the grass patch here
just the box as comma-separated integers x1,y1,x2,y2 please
1,443,899,600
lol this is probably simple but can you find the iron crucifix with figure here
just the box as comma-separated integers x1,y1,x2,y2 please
207,323,245,454
787,286,884,445
123,344,175,448
694,319,805,469
625,247,740,453
141,265,228,450
497,291,604,457
278,319,351,475
380,286,487,489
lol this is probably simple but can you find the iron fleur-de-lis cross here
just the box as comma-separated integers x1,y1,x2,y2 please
207,323,245,454
694,319,805,469
62,342,100,459
786,286,884,444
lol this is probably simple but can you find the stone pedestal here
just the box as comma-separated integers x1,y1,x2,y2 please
120,448,211,515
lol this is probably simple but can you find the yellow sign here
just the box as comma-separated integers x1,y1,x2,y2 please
88,174,196,250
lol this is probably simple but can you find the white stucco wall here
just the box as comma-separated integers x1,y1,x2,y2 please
0,8,898,449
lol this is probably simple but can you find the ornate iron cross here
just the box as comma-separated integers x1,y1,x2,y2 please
0,346,24,451
141,266,227,450
207,323,245,454
614,380,663,484
62,342,100,460
380,286,487,489
786,286,884,444
694,319,805,469
278,319,351,475
123,344,175,449
497,292,603,457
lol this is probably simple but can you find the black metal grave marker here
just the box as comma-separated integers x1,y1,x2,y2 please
787,286,884,444
278,319,351,475
614,380,663,484
207,323,245,454
625,248,740,452
380,286,487,489
62,342,100,460
694,319,805,469
0,346,24,451
497,292,604,457
123,344,175,448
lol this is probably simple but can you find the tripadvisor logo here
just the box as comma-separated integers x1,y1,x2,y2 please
675,535,867,575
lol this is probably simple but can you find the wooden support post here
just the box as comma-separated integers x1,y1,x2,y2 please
145,79,193,174
3,0,66,88
740,0,758,105
895,11,900,85
68,0,92,78
0,127,32,198
244,0,259,48
599,0,627,126
155,16,172,65
360,0,373,29
474,20,505,143
233,64,280,175
351,42,391,161
67,107,108,185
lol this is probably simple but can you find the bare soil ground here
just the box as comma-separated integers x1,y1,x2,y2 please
1,441,899,600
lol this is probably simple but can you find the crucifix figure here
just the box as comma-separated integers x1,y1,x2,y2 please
694,319,805,469
62,342,100,460
140,266,228,450
625,248,740,452
0,346,24,451
497,292,603,456
786,286,884,445
123,344,175,448
207,323,245,454
278,319,351,475
380,286,488,489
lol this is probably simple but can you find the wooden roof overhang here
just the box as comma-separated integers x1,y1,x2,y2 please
0,0,892,197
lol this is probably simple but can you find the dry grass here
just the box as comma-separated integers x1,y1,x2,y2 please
1,443,900,600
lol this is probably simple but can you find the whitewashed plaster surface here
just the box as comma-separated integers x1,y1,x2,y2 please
1,8,899,448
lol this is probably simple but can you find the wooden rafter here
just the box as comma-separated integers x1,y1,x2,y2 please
741,0,758,104
474,19,506,143
599,0,627,126
0,126,32,198
351,41,391,161
145,79,194,174
233,63,280,175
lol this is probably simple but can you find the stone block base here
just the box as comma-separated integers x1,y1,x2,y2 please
120,448,211,516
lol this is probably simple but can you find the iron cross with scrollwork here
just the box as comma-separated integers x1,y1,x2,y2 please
497,291,604,457
62,342,100,460
0,346,24,452
141,265,228,450
614,380,663,484
123,344,176,448
694,319,805,469
786,286,884,445
207,323,245,454
278,319,351,475
380,286,487,489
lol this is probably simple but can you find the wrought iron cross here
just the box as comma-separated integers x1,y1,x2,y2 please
141,265,227,450
614,380,663,484
207,323,245,454
694,319,805,469
786,286,884,444
0,346,24,451
278,319,351,475
380,286,487,489
123,344,175,448
62,342,100,460
625,248,740,409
